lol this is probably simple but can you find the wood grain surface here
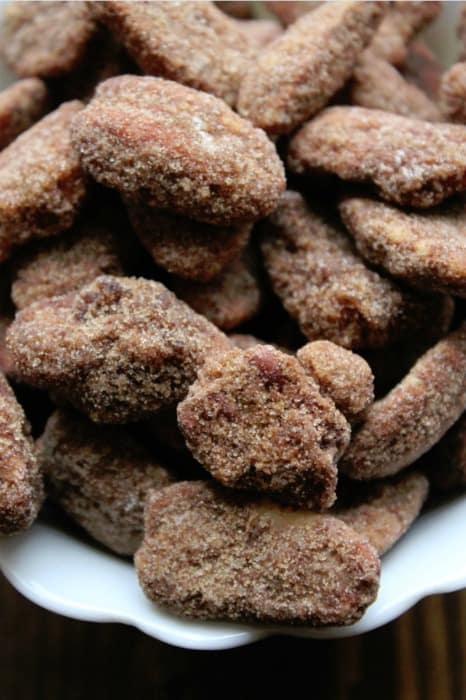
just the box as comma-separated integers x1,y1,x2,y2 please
1,575,464,700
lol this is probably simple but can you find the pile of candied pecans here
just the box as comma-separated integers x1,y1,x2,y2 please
0,0,465,627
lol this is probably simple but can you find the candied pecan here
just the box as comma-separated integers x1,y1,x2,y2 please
71,76,285,226
0,371,43,534
91,1,255,106
0,101,87,262
297,340,374,424
178,344,350,509
38,409,174,555
135,481,380,625
11,216,128,310
340,323,466,480
260,191,449,350
368,1,441,66
126,200,251,282
340,196,466,298
440,62,466,124
0,78,49,151
237,2,383,134
235,18,282,47
7,275,230,423
288,107,466,208
1,1,97,78
402,39,441,100
171,250,262,330
425,413,466,491
350,51,441,121
334,471,429,555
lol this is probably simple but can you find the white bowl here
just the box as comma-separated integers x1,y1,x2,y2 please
0,2,465,650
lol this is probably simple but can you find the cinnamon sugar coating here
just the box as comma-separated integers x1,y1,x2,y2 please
71,76,285,226
0,311,14,377
171,250,262,331
340,323,466,480
340,196,466,298
289,107,466,209
0,101,87,262
403,39,441,100
1,1,97,78
11,218,127,310
7,275,230,423
237,2,383,134
178,345,350,509
126,201,251,282
350,51,441,121
235,18,282,48
264,2,320,26
228,333,266,350
440,62,466,124
0,78,49,151
425,413,466,491
91,1,255,106
135,481,380,625
260,191,448,350
297,341,374,424
0,371,43,534
368,1,441,66
334,471,429,555
38,409,174,555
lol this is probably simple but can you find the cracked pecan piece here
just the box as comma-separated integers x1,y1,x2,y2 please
178,344,350,509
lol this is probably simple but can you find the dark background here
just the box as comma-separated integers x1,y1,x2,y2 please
1,576,464,700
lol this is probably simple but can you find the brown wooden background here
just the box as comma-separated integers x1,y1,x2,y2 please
1,575,464,700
